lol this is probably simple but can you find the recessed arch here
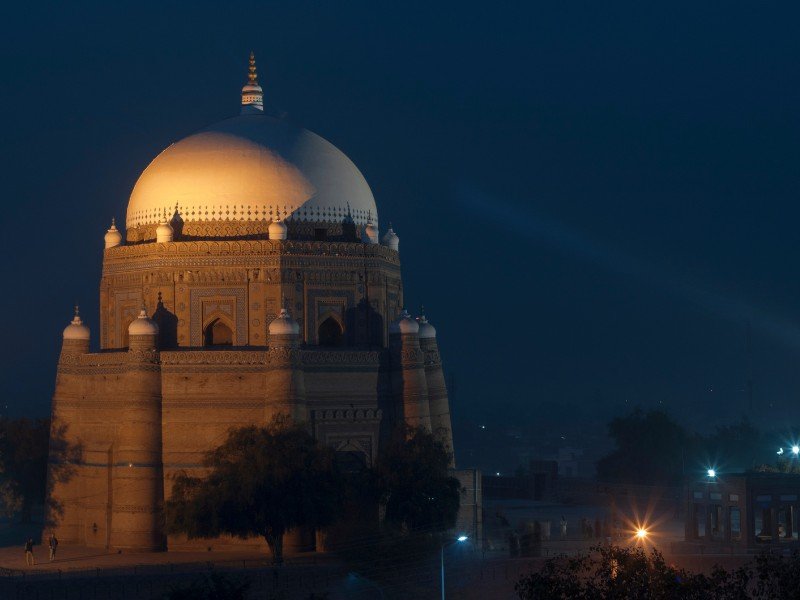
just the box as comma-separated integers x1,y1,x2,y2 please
318,315,344,347
204,318,233,347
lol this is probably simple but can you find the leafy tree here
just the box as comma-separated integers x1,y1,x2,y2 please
516,544,800,599
166,419,343,565
0,418,50,522
596,410,691,486
373,426,461,533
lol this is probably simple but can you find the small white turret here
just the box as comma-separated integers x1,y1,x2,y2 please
268,218,288,240
63,306,90,341
104,219,123,249
241,51,264,114
389,309,418,335
156,216,174,243
128,305,160,337
363,215,379,244
416,313,437,339
381,225,399,251
269,308,300,336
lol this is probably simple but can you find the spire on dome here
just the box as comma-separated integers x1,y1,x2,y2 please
241,51,264,114
248,51,258,85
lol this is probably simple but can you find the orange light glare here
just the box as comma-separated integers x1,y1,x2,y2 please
635,528,648,539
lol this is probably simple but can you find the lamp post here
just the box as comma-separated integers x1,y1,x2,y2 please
440,535,468,600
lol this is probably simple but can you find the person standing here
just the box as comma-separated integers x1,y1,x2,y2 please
24,538,34,566
48,534,58,561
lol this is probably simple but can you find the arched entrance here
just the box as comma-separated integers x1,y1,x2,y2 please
318,316,343,347
204,318,233,346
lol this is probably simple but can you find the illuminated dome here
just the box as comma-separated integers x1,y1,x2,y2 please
127,114,377,232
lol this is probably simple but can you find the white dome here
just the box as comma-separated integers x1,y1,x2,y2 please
417,315,437,339
63,309,90,341
389,309,418,335
363,218,379,244
128,308,159,336
104,220,122,249
269,308,300,336
381,227,399,251
127,114,378,230
268,219,288,240
156,219,174,243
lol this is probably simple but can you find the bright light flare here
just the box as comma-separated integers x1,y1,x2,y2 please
635,528,648,540
792,445,799,455
707,468,716,478
457,535,468,542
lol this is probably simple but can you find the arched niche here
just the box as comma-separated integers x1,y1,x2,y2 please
318,315,343,347
204,317,233,347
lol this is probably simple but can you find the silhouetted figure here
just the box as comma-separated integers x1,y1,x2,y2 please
48,534,58,561
24,538,34,566
560,516,567,540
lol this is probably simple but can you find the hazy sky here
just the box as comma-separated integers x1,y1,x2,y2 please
2,2,800,444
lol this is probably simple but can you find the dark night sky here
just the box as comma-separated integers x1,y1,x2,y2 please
3,2,800,458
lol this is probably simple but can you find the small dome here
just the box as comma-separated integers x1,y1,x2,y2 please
381,226,399,251
389,309,418,335
363,217,379,244
63,307,90,341
104,219,123,249
156,219,174,243
417,314,437,339
268,219,288,240
269,308,300,336
128,307,159,336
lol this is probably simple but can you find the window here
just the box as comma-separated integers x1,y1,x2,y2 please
204,318,233,346
730,507,741,540
710,505,724,539
693,504,705,539
755,507,772,542
318,316,343,347
314,228,327,241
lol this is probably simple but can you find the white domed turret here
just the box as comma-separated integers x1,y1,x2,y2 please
269,308,300,336
104,219,123,249
389,309,418,335
416,313,437,339
381,226,399,251
268,219,288,240
156,217,174,243
128,306,159,337
63,306,90,341
363,215,379,244
241,51,264,114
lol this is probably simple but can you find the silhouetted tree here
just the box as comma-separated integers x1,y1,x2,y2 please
0,418,50,522
373,426,461,533
516,544,800,599
596,410,691,485
165,419,343,565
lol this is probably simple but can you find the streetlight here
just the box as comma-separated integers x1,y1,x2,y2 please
441,535,468,600
792,445,799,456
635,528,648,540
707,468,716,478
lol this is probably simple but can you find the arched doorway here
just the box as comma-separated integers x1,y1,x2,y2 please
318,316,343,347
204,318,233,346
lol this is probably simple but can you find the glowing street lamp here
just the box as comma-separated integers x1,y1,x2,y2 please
707,468,716,478
792,445,799,456
441,535,468,599
635,528,648,540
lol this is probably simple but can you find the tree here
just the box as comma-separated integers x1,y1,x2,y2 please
166,419,343,565
373,426,461,533
596,410,691,486
0,418,50,522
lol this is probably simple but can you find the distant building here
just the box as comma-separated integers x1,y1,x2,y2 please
46,54,460,553
682,472,800,551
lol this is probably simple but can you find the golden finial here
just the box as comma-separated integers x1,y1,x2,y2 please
248,51,258,85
